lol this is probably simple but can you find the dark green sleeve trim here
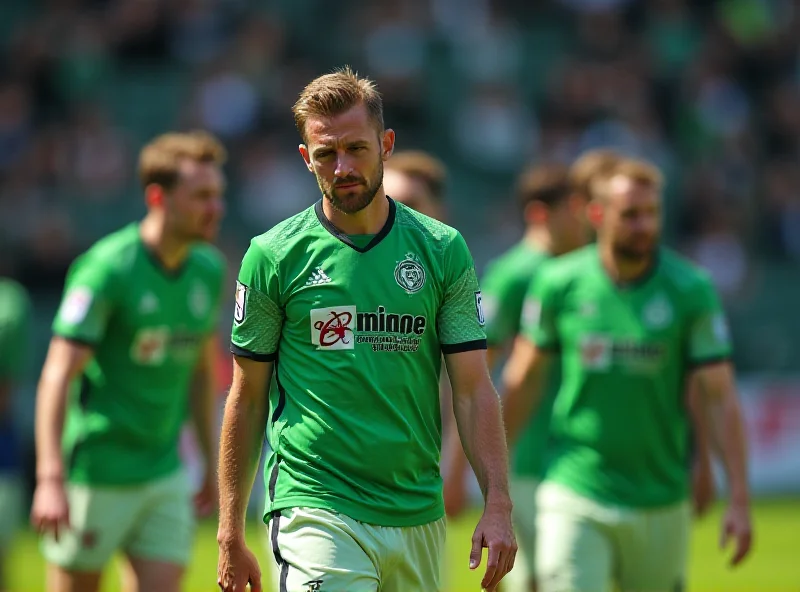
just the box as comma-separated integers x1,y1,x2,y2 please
687,355,731,370
441,339,488,354
536,342,561,353
230,343,277,362
52,334,98,349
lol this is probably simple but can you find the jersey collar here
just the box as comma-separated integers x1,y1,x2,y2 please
314,196,396,254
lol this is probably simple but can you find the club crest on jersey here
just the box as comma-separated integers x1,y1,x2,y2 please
234,282,247,325
394,253,426,294
642,293,673,329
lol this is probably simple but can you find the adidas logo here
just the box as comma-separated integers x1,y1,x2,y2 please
305,267,332,286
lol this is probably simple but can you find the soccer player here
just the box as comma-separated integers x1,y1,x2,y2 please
30,131,228,592
217,67,516,592
0,277,32,590
443,156,611,591
502,157,752,592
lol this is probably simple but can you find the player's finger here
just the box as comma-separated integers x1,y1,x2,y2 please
469,531,483,570
719,521,730,550
480,542,501,589
488,546,513,590
731,530,752,566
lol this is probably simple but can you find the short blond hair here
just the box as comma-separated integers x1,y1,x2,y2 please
592,157,664,201
569,149,625,199
386,151,447,203
293,66,384,143
138,130,226,191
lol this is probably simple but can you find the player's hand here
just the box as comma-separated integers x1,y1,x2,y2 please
443,470,468,518
469,497,517,591
691,457,716,518
218,538,262,592
720,501,753,567
30,478,70,541
195,473,217,518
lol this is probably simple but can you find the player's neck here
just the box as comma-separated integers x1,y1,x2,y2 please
139,216,190,271
322,192,390,236
599,243,655,284
524,227,554,255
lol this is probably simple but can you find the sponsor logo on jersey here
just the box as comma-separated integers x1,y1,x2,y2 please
233,282,247,325
311,306,356,350
310,305,427,352
59,287,93,325
394,253,426,294
138,292,159,315
130,326,171,365
580,333,667,371
305,267,332,286
189,281,210,318
475,291,486,326
642,293,673,329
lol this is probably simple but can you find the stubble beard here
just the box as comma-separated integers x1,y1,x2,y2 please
320,160,384,215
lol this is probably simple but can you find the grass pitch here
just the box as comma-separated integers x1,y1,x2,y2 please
7,499,799,591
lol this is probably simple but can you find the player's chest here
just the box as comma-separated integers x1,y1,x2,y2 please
115,277,214,366
559,286,684,373
282,246,442,351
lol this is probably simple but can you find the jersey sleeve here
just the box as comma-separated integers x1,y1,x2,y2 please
520,264,561,351
687,278,732,365
52,254,117,345
0,285,32,382
230,240,284,362
437,232,487,354
481,263,528,348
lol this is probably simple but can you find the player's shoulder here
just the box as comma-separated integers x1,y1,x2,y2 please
540,245,596,280
394,200,460,248
249,204,320,262
658,248,716,294
76,223,141,273
0,278,31,313
188,243,226,276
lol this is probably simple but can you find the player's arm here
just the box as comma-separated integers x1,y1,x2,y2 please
502,268,559,446
32,258,114,537
218,242,282,592
686,281,752,566
189,335,219,515
438,232,516,590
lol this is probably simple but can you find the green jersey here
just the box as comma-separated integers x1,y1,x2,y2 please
523,245,732,508
53,223,225,485
481,242,557,479
231,199,486,527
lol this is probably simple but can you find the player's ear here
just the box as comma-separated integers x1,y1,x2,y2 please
298,144,314,172
381,129,395,161
524,201,548,225
586,199,604,228
144,184,165,209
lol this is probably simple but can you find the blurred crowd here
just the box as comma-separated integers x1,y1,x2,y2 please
1,0,800,370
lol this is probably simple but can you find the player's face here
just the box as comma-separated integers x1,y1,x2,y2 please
300,104,395,215
166,160,226,242
383,169,442,220
602,177,661,261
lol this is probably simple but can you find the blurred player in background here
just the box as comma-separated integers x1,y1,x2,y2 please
503,157,752,592
384,150,448,222
0,278,32,591
31,131,227,592
443,153,616,591
217,67,516,592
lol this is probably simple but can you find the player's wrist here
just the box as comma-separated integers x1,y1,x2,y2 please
36,473,64,484
217,528,246,547
484,490,513,513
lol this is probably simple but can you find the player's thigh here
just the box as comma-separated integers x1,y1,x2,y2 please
41,483,139,572
123,556,183,592
503,477,539,591
382,517,446,592
0,474,23,551
270,507,380,592
618,502,691,592
536,484,614,592
124,469,194,568
47,564,103,592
